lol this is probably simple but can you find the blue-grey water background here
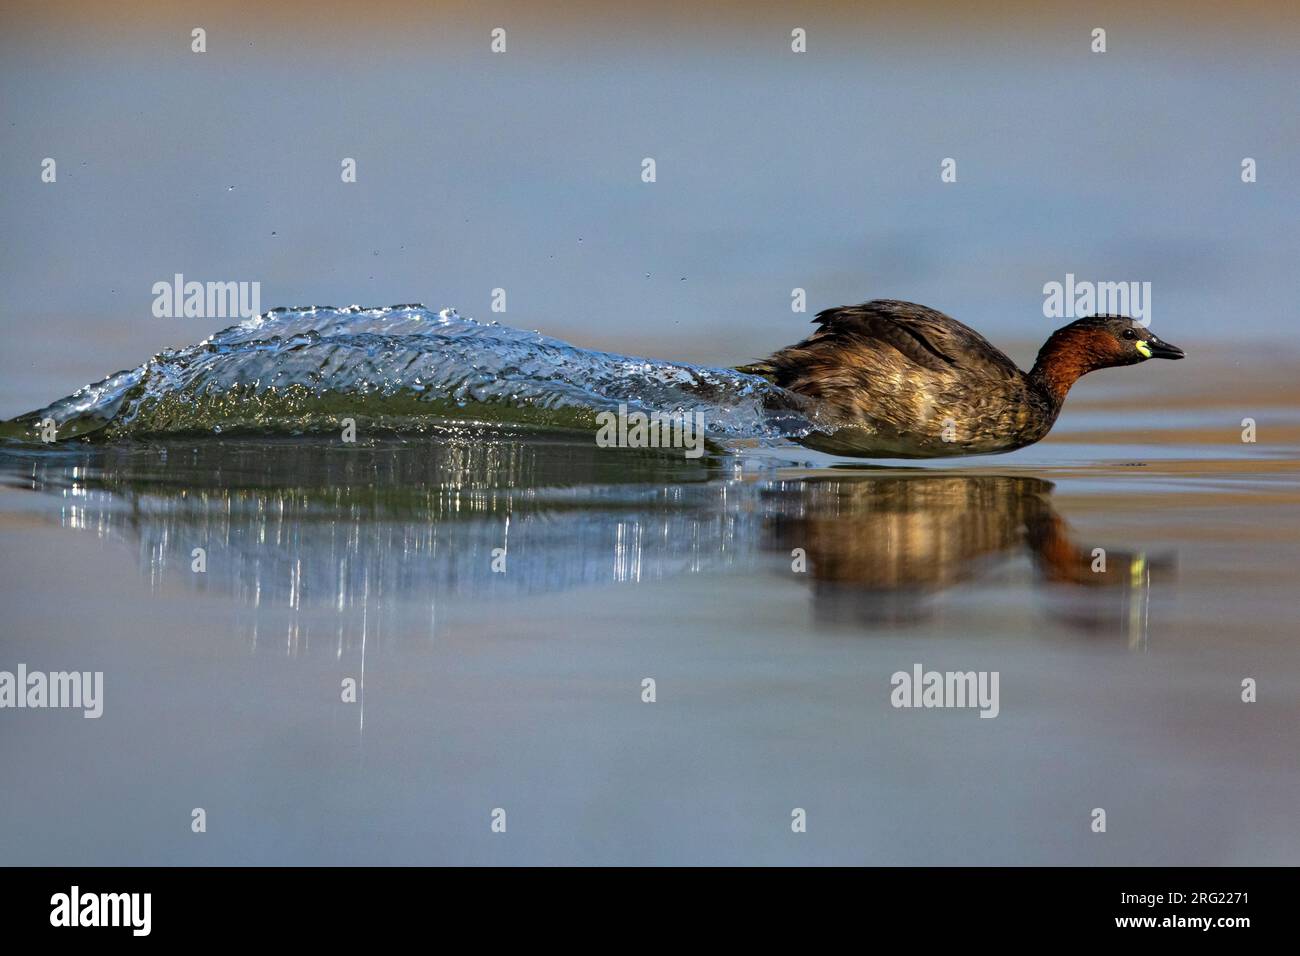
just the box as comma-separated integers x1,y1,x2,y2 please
2,4,1298,413
1,3,1298,864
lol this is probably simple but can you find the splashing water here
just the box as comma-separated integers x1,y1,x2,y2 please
1,305,817,445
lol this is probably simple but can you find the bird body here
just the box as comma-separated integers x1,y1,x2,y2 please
740,300,1183,458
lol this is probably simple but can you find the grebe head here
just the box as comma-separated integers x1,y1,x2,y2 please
1056,315,1185,367
1031,315,1183,402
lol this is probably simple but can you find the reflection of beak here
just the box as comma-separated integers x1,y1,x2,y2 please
1147,338,1185,360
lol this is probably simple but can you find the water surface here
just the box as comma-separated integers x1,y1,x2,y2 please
2,387,1297,864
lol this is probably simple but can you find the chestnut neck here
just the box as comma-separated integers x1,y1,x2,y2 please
1027,330,1097,406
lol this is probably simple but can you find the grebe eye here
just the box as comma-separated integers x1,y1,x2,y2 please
1122,329,1137,340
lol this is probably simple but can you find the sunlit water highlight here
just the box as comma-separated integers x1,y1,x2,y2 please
0,306,815,444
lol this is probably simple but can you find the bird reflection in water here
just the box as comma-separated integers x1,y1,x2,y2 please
2,434,1172,651
762,472,1172,642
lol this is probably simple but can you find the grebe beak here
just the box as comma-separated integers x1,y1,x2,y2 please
1145,337,1184,360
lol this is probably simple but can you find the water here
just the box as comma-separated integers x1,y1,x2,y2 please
2,391,1298,863
1,306,814,444
3,6,1298,866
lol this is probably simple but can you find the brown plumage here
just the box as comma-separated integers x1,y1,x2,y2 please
739,299,1184,458
760,474,1166,628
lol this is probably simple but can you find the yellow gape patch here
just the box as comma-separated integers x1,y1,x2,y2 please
1135,340,1152,359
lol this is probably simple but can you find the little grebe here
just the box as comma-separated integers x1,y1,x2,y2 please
739,299,1183,458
